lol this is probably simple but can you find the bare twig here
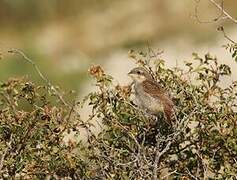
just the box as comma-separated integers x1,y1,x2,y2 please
7,49,91,124
217,26,237,44
116,156,139,166
8,49,68,106
152,107,199,180
208,0,237,24
0,136,12,173
161,170,177,180
193,0,237,24
153,138,172,180
1,93,17,115
193,0,224,23
186,168,199,180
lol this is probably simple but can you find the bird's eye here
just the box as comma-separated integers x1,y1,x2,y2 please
137,71,141,74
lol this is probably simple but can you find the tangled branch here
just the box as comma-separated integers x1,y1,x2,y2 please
193,0,237,24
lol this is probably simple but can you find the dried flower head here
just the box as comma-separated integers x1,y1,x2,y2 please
88,65,104,78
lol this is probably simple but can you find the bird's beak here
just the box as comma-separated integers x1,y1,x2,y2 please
128,70,133,75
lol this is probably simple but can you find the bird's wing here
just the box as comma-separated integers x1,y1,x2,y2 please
142,80,166,97
142,80,174,122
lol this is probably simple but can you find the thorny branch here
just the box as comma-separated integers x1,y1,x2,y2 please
208,0,237,24
8,49,68,106
193,0,237,24
7,49,90,130
0,46,236,178
152,107,199,179
217,26,237,44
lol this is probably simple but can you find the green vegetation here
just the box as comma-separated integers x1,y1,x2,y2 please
0,49,87,95
0,50,236,179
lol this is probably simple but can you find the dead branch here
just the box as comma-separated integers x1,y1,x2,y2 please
193,0,237,24
208,0,237,24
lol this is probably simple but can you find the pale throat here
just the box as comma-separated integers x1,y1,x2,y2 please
129,74,146,83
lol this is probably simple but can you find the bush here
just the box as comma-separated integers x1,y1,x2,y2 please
0,50,237,179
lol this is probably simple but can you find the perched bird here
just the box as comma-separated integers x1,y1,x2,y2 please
128,67,174,124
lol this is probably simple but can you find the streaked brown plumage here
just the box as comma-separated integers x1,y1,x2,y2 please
128,67,174,124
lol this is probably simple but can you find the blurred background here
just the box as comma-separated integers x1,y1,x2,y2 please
0,0,237,95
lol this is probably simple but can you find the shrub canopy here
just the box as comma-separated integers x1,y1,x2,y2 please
0,51,237,179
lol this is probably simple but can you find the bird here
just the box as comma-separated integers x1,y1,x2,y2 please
128,67,175,124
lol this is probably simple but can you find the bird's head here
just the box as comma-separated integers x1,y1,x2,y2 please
128,67,153,83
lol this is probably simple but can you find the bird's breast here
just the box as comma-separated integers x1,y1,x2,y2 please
134,83,163,114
